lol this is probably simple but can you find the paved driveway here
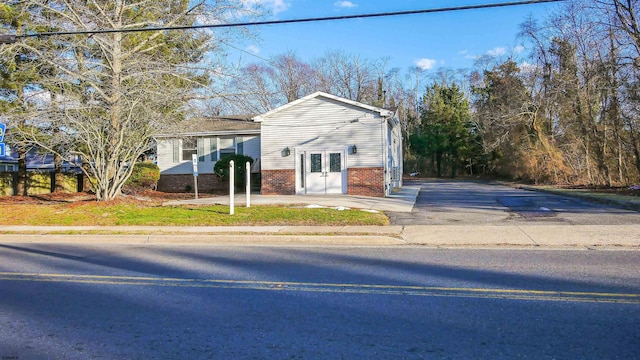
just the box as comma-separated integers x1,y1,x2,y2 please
388,180,640,226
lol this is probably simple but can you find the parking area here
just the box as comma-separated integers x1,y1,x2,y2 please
387,180,640,226
163,179,640,227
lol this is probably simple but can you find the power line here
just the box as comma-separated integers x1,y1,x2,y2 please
219,40,279,67
1,0,564,42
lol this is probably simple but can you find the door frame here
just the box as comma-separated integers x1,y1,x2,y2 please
295,148,347,195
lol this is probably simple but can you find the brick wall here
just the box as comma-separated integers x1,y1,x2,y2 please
261,169,295,195
157,174,228,193
347,167,385,197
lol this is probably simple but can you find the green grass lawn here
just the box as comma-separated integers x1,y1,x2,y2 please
1,202,389,226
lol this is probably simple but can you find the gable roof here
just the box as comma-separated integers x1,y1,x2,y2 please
156,116,260,138
253,91,394,122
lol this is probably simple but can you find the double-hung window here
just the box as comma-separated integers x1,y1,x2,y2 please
218,137,244,160
181,137,197,161
219,137,235,159
177,136,244,163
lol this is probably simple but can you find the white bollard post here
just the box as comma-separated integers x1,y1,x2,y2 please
246,161,251,208
229,160,235,215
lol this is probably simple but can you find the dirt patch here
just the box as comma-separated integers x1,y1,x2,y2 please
0,190,213,206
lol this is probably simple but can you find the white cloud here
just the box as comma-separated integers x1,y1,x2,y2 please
334,1,358,8
487,47,507,57
514,45,525,54
241,0,290,15
245,45,260,54
519,61,538,73
416,58,437,70
458,49,480,60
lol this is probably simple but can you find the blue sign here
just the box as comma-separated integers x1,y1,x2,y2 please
0,143,5,157
0,123,5,142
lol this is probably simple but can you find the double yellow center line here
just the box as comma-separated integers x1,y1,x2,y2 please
1,272,639,304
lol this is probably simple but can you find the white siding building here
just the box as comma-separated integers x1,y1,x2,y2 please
155,117,260,192
254,92,402,197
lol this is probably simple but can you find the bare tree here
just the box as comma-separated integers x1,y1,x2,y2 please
6,0,261,201
270,52,316,103
313,50,377,103
596,0,640,179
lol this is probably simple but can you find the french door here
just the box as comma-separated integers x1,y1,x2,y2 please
305,150,344,194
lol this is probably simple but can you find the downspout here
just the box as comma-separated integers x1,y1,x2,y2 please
398,113,403,188
381,115,388,196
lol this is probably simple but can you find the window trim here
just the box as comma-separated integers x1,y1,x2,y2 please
210,137,218,161
197,138,205,162
181,137,197,161
173,139,179,163
236,136,243,155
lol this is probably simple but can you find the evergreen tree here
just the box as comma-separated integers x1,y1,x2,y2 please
410,83,480,177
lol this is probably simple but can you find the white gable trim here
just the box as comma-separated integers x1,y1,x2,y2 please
253,91,393,122
154,129,260,139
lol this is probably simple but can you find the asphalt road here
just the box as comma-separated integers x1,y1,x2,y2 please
1,244,639,359
388,180,640,225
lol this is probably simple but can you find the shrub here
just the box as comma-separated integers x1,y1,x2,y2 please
214,154,254,188
124,162,160,191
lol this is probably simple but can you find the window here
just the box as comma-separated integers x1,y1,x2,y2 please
300,154,305,188
210,137,218,161
219,137,235,159
173,139,179,163
329,153,341,172
310,153,322,173
182,137,197,161
236,136,243,155
198,138,205,162
0,164,15,172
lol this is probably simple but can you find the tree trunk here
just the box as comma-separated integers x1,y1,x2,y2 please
15,145,27,196
53,151,65,192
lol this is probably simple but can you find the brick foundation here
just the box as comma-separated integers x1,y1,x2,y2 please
347,167,385,197
157,173,228,193
261,169,295,195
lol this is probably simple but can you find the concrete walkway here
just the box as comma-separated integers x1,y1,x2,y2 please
162,186,420,213
1,224,639,249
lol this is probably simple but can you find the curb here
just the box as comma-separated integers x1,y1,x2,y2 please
0,234,406,246
1,224,639,249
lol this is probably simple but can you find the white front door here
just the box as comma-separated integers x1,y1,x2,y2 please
305,151,344,194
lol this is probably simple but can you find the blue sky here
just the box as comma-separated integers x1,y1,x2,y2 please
235,0,563,71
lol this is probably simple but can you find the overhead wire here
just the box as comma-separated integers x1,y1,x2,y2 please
5,0,565,41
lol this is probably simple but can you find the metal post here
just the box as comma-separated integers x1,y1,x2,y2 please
194,175,198,200
246,161,251,208
191,154,199,200
229,160,235,215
